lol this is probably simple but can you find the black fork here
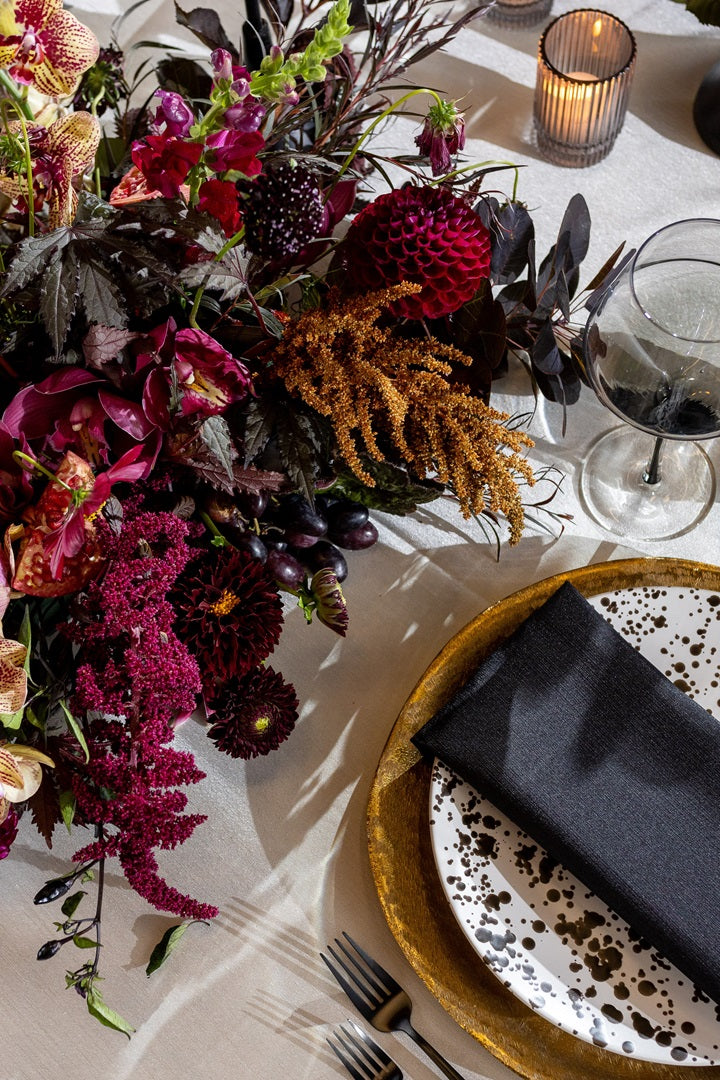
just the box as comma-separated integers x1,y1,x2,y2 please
321,933,467,1080
327,1020,403,1080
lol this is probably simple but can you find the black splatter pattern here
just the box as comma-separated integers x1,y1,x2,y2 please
429,586,720,1065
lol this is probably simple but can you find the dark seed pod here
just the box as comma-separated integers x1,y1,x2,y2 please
37,939,62,960
34,877,73,904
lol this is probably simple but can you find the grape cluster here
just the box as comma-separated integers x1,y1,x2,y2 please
207,491,379,591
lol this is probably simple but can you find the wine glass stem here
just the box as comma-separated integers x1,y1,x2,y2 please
642,436,664,486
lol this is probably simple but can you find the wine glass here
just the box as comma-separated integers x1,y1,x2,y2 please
580,217,720,541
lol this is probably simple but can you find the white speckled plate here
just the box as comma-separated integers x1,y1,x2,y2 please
430,583,720,1067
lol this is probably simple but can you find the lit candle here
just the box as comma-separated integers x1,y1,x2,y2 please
543,71,599,145
533,9,637,167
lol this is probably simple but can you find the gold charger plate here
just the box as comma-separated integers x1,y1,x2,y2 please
366,557,720,1080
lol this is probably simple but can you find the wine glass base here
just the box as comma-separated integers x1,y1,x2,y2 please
579,427,716,541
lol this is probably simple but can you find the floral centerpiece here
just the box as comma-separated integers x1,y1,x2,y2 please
0,0,610,1031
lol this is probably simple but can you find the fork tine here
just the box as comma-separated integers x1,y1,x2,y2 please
344,1020,394,1067
327,1033,366,1080
342,932,403,994
332,939,387,1001
321,948,374,1018
330,1021,393,1080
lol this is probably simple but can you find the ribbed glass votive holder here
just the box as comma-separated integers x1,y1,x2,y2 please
486,0,553,29
533,8,637,167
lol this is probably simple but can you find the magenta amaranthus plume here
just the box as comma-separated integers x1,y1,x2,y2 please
65,512,216,919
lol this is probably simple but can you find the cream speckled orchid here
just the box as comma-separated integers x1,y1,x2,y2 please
0,743,54,822
0,109,100,225
0,632,27,713
0,0,99,98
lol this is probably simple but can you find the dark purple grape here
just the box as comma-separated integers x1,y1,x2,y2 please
306,540,348,582
278,494,327,536
234,532,268,562
267,549,306,590
37,940,62,960
285,529,322,549
237,490,269,519
328,500,369,535
332,520,379,550
264,538,288,553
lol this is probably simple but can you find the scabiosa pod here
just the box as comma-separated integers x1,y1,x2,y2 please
415,99,466,176
295,568,349,636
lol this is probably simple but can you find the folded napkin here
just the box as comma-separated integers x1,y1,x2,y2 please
412,581,720,1005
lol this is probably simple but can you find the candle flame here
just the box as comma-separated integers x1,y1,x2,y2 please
592,18,603,38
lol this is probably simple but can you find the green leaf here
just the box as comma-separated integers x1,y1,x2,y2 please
59,700,90,763
0,705,24,729
146,921,191,976
16,602,32,669
199,415,235,484
86,990,135,1037
72,934,97,949
61,890,86,918
59,790,76,832
24,704,44,731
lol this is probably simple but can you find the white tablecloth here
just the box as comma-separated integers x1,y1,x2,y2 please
8,1,720,1077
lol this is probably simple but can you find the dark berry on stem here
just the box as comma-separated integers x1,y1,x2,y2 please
328,500,369,534
34,877,74,904
237,490,269,519
234,532,268,562
306,540,348,582
37,940,62,960
267,549,306,591
332,520,379,550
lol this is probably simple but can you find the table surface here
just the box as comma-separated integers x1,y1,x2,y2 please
7,1,720,1077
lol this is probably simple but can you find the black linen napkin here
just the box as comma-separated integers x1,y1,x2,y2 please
412,581,720,1005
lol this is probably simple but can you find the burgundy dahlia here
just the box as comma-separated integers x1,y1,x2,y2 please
172,548,284,694
207,665,299,759
339,184,491,320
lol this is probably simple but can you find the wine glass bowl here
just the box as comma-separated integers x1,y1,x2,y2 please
580,218,720,540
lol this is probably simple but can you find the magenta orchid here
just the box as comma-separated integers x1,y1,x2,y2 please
13,444,147,589
0,0,99,96
2,367,163,473
137,320,253,427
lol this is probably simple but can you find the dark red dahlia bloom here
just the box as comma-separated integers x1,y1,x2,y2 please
131,134,202,197
207,665,299,758
339,184,491,320
172,548,284,693
197,178,242,237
